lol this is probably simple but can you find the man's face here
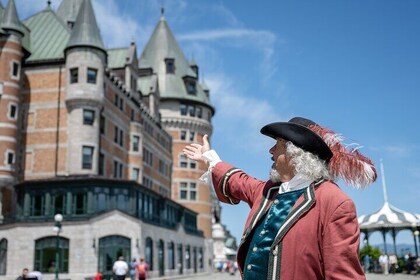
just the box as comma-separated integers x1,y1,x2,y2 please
22,269,28,276
269,138,294,181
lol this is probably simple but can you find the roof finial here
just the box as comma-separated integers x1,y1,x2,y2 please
47,0,51,7
380,159,389,204
161,5,165,17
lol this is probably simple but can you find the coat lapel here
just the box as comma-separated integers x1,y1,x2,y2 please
239,185,279,244
271,183,316,247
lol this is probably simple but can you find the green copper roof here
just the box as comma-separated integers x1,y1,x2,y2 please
24,7,70,62
66,0,105,52
107,47,128,68
139,16,213,110
138,75,157,97
56,0,84,26
1,0,25,35
0,3,5,34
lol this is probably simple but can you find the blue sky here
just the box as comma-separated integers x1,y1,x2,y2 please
10,0,420,247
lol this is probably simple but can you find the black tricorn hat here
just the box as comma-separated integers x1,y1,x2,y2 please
260,117,333,162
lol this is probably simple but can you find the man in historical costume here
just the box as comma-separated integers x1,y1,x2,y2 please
183,117,377,279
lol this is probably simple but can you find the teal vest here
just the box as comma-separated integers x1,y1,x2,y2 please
243,187,306,279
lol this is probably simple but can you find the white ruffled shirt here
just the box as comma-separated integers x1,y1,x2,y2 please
201,150,311,194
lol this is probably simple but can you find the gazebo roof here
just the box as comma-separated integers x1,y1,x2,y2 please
358,202,420,231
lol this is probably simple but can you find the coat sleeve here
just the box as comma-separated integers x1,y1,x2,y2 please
211,162,266,207
322,199,365,280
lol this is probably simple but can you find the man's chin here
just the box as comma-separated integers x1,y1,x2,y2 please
270,168,282,183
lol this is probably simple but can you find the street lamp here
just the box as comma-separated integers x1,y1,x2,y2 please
53,214,63,280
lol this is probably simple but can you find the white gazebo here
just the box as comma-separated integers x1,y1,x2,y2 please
358,160,420,256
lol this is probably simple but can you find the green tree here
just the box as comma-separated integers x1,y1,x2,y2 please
359,245,381,261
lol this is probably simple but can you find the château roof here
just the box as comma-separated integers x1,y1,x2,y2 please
107,47,128,68
139,14,214,112
66,0,105,52
0,2,4,34
0,0,25,35
56,0,84,26
23,7,70,62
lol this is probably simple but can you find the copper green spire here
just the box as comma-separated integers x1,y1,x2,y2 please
1,0,25,36
66,0,105,52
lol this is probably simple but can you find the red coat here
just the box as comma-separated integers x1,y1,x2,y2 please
212,162,365,280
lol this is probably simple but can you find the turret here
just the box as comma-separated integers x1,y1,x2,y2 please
0,0,25,221
64,0,107,175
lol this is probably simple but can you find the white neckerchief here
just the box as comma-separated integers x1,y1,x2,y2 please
278,174,312,194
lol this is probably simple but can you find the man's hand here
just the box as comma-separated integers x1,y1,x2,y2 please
183,134,210,162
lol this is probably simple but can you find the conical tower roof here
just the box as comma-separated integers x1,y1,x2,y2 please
66,0,105,52
139,13,213,111
56,0,84,26
0,2,5,34
0,0,25,35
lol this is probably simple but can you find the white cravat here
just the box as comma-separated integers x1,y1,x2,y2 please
278,174,311,194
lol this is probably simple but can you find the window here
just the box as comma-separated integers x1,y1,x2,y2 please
0,239,6,275
168,242,175,269
119,130,123,147
82,146,94,169
114,126,124,147
180,130,186,141
158,240,165,276
83,109,95,125
180,154,188,168
180,104,187,116
189,131,195,142
165,59,175,74
119,98,124,111
197,107,202,118
188,105,196,117
12,61,19,78
87,68,97,84
35,237,69,273
186,245,191,269
114,94,119,106
145,237,154,270
30,194,44,216
9,104,17,119
72,192,87,215
52,193,66,216
6,151,14,165
132,135,140,152
100,115,105,134
98,236,130,275
186,80,196,95
143,148,153,166
179,182,196,200
143,176,153,189
70,68,78,84
98,153,105,176
0,82,4,98
113,161,123,178
131,109,135,121
132,168,139,181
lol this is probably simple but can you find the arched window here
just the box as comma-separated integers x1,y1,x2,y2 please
167,241,175,269
0,239,7,275
198,247,203,269
177,244,183,274
145,237,154,271
158,239,164,276
185,245,191,269
34,236,69,273
98,235,131,277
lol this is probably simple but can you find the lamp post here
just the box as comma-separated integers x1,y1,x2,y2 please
53,214,63,280
414,229,419,258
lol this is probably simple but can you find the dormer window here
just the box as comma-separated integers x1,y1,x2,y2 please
165,58,175,74
185,80,196,95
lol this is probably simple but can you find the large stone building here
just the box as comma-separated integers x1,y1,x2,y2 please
0,0,224,278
